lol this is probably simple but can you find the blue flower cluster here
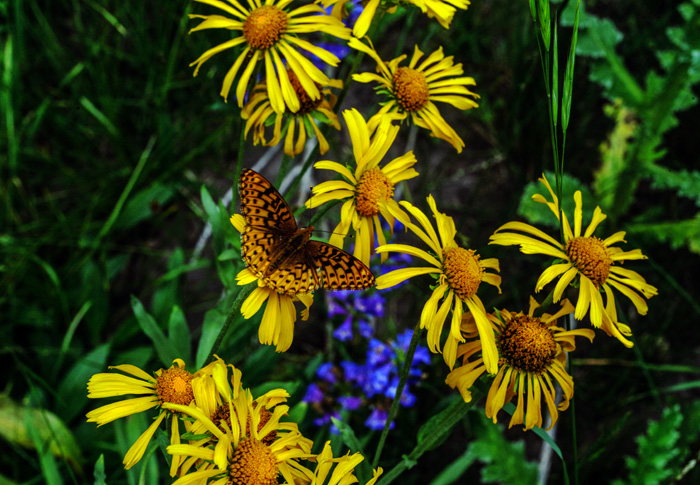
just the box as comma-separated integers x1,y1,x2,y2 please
302,328,431,433
309,0,363,70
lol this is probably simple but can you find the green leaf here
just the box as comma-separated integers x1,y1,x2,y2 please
79,97,120,138
331,417,371,483
626,215,700,254
112,183,175,230
168,306,192,366
537,0,551,51
195,307,227,369
0,395,82,476
218,248,241,261
468,412,539,484
593,101,639,213
552,16,559,128
429,447,477,485
93,454,107,485
646,165,700,207
131,295,175,366
56,343,110,422
517,171,594,229
614,405,682,484
287,401,308,424
417,403,458,452
561,0,580,133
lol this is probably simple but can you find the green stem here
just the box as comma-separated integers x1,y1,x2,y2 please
372,321,423,469
565,312,579,485
231,114,247,210
375,398,474,485
206,282,256,363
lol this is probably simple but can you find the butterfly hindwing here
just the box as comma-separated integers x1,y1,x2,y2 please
308,241,376,291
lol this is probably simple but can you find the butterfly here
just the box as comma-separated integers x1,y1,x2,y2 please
238,168,375,295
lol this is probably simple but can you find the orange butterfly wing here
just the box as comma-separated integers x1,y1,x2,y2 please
238,168,374,295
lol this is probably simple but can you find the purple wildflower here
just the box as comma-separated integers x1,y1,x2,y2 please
365,408,393,431
333,314,354,342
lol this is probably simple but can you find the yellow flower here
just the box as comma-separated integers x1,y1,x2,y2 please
86,359,195,473
349,37,479,153
446,298,594,431
189,0,350,113
231,214,314,352
165,359,313,484
309,441,383,485
375,195,501,373
489,174,658,347
305,108,418,267
322,0,470,38
241,70,342,156
411,0,471,30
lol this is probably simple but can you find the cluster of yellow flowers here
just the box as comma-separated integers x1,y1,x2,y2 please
86,0,660,480
87,356,382,483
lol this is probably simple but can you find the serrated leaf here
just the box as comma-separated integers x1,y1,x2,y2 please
626,216,700,254
468,412,538,484
517,172,594,229
616,405,683,484
646,165,700,207
593,101,639,213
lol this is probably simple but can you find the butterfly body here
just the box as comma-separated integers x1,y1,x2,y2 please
238,169,375,296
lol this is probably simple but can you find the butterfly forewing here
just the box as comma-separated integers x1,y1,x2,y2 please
239,169,297,233
238,168,375,295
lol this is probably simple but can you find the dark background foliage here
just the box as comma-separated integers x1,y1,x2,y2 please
1,0,699,483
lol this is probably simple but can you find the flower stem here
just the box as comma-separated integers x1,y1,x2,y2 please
375,398,474,485
206,282,256,363
372,320,423,469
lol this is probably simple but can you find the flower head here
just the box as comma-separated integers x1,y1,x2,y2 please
349,38,479,152
326,0,470,38
231,214,314,352
309,441,382,485
165,359,314,484
305,108,419,266
242,71,343,156
189,0,350,113
376,195,501,373
489,174,658,347
86,359,195,473
446,298,594,431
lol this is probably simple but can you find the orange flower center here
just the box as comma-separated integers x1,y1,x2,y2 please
155,366,194,405
565,236,613,288
355,168,394,217
498,314,557,374
288,69,322,115
228,437,278,485
212,402,278,446
392,67,430,112
442,247,483,300
243,6,287,50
